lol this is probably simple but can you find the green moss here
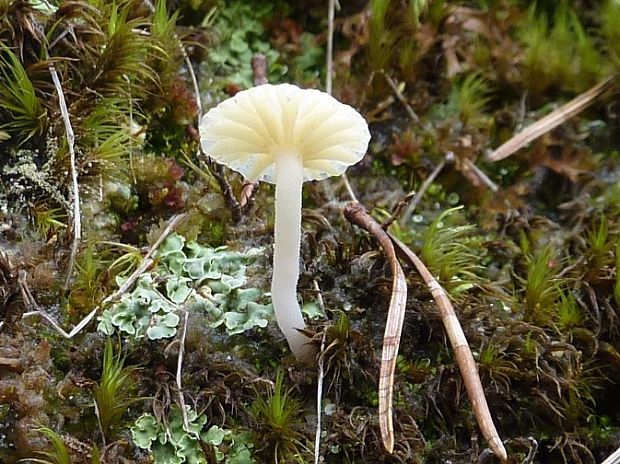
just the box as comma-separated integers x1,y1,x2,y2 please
519,234,566,326
419,207,483,296
93,339,136,439
251,370,308,463
518,3,606,97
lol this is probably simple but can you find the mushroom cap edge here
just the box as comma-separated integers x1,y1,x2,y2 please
199,83,371,184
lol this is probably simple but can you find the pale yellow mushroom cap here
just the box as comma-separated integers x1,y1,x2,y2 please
199,83,370,184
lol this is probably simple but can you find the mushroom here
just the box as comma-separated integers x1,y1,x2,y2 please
199,83,370,361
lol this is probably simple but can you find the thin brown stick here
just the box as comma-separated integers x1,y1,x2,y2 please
251,53,269,86
49,64,81,290
326,0,336,95
210,162,243,222
380,191,416,230
488,75,616,162
93,399,107,447
461,158,498,192
381,71,420,122
402,153,452,222
320,3,360,204
344,202,408,454
388,234,507,461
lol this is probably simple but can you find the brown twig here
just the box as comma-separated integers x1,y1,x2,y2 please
461,158,498,192
209,162,243,222
402,152,453,222
380,190,416,230
326,0,336,95
381,71,420,122
388,233,507,461
251,53,269,86
488,75,616,162
343,202,408,453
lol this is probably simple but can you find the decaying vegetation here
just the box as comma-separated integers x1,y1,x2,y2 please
1,0,619,463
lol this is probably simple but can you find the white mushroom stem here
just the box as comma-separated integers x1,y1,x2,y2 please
272,151,315,362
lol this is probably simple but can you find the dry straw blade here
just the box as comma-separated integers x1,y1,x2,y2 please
602,445,620,464
344,202,506,459
389,234,507,461
488,75,616,162
343,202,407,454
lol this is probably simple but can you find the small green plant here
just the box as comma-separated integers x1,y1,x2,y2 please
85,3,157,99
93,339,136,439
367,0,430,73
519,234,565,325
521,332,540,360
368,0,396,71
70,244,108,311
98,234,272,340
99,241,143,278
0,44,46,143
79,103,134,183
290,33,324,84
446,73,491,125
555,288,582,331
25,429,101,464
150,0,182,85
251,370,308,463
584,217,615,282
26,428,71,464
31,204,67,238
478,342,517,392
420,207,482,295
131,405,254,463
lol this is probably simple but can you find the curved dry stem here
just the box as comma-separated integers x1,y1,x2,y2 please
389,233,507,461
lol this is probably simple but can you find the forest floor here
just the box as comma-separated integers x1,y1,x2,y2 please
1,0,620,463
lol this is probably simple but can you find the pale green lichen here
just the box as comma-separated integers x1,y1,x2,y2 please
131,406,254,464
97,233,272,339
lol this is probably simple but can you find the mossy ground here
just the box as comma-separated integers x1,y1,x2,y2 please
1,0,620,463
